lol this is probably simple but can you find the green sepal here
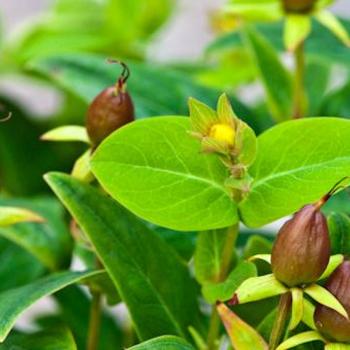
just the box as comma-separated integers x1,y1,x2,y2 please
217,302,268,350
318,254,344,280
233,274,287,304
284,15,311,51
302,298,317,330
217,93,237,124
290,287,303,330
247,254,271,264
325,343,350,350
315,11,350,47
0,207,44,227
304,284,348,319
71,150,94,183
41,125,90,144
234,121,257,167
188,97,217,136
276,331,326,350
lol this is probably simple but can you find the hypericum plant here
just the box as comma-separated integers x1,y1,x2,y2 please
2,2,350,350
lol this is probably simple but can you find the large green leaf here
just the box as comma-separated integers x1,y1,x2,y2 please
239,118,350,227
0,326,76,350
243,26,292,122
0,270,100,342
0,197,73,270
128,336,195,350
28,54,251,122
91,117,237,231
45,173,202,341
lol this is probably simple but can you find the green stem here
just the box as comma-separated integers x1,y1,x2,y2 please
269,292,292,350
87,291,102,350
207,224,239,350
292,41,306,119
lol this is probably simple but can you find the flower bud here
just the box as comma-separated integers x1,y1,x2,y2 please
314,261,350,343
86,61,134,147
271,204,331,287
282,0,317,13
209,123,235,146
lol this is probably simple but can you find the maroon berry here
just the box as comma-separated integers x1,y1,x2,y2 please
271,203,330,287
314,261,350,343
86,60,135,147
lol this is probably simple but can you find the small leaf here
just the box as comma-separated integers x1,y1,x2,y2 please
290,288,303,330
276,331,326,350
243,25,292,122
302,298,317,330
127,336,195,350
91,117,238,231
304,284,348,319
202,261,257,304
284,15,311,51
319,254,344,280
316,11,350,46
328,212,350,257
41,125,90,143
0,326,77,350
234,274,287,304
194,227,236,285
0,270,101,342
0,207,44,227
217,302,268,350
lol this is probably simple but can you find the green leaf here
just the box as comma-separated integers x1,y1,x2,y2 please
29,54,250,121
45,172,201,340
276,331,325,350
0,207,43,227
304,284,348,319
91,117,238,231
0,326,77,350
194,228,235,285
243,235,273,259
240,118,350,227
127,336,194,350
41,125,90,143
0,197,73,270
325,343,350,350
0,270,100,342
235,274,287,304
328,212,350,257
217,303,268,350
202,261,257,304
243,26,292,122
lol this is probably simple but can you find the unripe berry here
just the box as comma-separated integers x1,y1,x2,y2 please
314,261,350,343
86,61,135,147
271,204,330,287
282,0,317,13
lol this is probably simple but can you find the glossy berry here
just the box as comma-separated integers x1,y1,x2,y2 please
271,203,330,287
314,261,350,343
86,61,135,147
282,0,317,13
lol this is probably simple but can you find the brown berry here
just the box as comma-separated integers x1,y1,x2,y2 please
314,261,350,343
282,0,317,13
86,60,135,147
271,204,330,287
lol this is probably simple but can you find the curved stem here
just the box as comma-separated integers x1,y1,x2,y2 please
207,224,239,350
87,291,102,350
292,42,306,119
269,292,292,350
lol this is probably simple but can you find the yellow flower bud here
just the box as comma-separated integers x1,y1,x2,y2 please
209,123,235,146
